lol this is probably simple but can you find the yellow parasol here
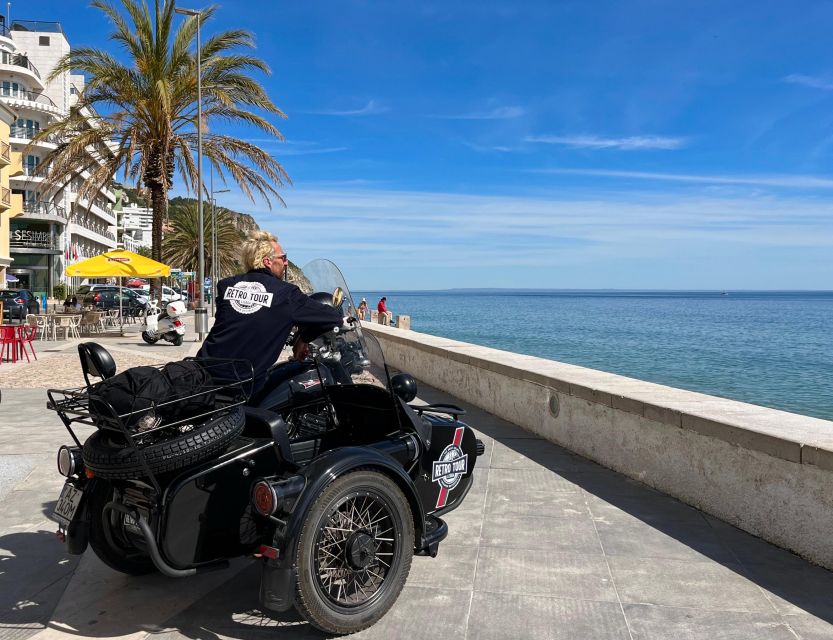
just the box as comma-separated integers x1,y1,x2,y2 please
65,249,170,278
65,250,171,334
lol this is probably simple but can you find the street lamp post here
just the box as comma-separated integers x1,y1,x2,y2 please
175,5,207,340
209,187,230,315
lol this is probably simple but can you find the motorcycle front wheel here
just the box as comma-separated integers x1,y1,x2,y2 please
294,470,414,635
141,331,160,344
88,480,156,576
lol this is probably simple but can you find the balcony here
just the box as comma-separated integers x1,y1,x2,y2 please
0,187,9,210
74,195,117,226
1,89,63,117
17,201,68,224
9,125,60,148
70,216,116,245
0,51,44,90
0,141,9,166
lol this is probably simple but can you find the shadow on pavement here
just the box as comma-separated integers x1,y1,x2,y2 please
416,384,833,627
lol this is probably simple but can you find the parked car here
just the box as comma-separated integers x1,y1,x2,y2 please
78,284,149,306
80,287,147,316
138,284,182,304
0,288,40,321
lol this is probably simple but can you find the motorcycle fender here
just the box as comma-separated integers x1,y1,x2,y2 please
259,446,425,613
416,418,479,517
59,478,93,555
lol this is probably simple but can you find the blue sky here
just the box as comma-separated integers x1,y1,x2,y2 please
25,1,833,289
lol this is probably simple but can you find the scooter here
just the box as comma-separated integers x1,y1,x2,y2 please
142,299,187,346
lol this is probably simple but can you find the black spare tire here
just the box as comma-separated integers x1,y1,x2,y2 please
82,406,245,479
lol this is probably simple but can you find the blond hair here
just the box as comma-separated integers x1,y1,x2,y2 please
242,230,279,271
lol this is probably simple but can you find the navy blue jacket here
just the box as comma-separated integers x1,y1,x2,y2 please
197,268,343,385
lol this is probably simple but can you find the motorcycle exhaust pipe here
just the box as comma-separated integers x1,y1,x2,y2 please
370,433,420,465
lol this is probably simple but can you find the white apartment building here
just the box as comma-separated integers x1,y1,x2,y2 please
117,196,153,251
0,17,116,295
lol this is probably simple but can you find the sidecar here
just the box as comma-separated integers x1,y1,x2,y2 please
47,264,483,635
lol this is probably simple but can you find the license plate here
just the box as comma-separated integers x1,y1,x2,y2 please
52,483,84,527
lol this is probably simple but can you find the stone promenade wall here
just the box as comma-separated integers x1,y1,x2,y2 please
364,323,833,569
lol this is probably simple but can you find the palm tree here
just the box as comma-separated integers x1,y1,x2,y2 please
35,0,289,266
162,201,243,277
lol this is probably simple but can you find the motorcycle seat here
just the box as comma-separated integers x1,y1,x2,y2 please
78,342,117,387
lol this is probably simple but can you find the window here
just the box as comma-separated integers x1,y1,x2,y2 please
2,82,9,96
39,36,50,46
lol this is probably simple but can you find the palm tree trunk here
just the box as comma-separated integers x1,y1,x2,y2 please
150,184,168,294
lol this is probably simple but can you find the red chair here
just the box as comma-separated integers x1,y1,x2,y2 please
0,325,22,363
19,324,37,361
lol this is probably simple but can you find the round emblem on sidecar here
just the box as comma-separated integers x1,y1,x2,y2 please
432,426,469,493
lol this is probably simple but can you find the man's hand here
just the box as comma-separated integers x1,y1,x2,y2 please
293,339,309,361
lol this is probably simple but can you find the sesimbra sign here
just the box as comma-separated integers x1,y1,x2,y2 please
11,229,52,247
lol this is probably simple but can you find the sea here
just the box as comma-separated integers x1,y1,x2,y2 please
354,290,833,422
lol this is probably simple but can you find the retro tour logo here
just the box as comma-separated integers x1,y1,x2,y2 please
432,426,468,508
225,281,274,314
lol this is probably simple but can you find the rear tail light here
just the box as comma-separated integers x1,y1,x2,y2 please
253,481,277,516
252,475,306,516
57,445,84,477
94,293,101,301
14,298,24,304
173,319,182,327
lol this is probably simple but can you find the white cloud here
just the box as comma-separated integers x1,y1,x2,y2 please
307,100,388,116
433,105,526,120
216,184,833,288
524,135,686,150
783,74,833,90
247,139,348,156
535,168,833,189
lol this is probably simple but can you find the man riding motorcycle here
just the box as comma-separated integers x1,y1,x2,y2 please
197,231,343,392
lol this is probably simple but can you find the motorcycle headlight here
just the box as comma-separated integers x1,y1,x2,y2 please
57,445,84,477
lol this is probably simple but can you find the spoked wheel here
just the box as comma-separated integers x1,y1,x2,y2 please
88,480,155,575
294,470,414,635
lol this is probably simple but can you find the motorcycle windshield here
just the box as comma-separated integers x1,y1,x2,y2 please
300,259,391,390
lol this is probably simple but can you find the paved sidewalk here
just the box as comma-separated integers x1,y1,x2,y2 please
1,381,832,639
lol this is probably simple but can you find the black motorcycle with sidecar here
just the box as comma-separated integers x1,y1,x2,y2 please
47,260,483,635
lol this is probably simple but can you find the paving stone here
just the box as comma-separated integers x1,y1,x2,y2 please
585,493,710,528
608,556,775,613
0,455,35,501
150,563,320,640
623,603,797,640
468,592,630,640
480,514,602,554
474,547,618,602
566,469,664,499
485,468,586,517
780,614,833,640
595,520,736,563
740,561,833,618
0,489,61,530
490,438,604,472
408,544,478,591
351,586,471,640
442,507,484,546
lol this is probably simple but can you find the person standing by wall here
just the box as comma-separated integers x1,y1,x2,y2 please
357,298,368,320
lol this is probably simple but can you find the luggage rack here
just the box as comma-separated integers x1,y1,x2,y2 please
47,357,254,493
